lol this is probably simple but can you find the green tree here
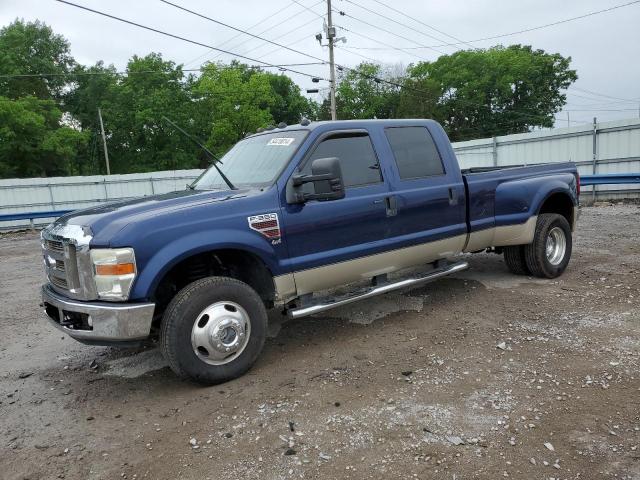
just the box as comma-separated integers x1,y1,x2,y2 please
102,53,200,173
0,19,75,100
65,62,120,131
265,73,316,125
0,96,88,177
195,62,275,155
334,63,401,120
402,45,577,140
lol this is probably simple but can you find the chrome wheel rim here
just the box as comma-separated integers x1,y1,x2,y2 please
191,301,251,365
545,227,566,266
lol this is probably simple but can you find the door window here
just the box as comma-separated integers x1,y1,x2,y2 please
385,126,445,179
303,133,382,188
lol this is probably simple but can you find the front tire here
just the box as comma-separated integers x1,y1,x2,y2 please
524,213,572,279
160,276,267,385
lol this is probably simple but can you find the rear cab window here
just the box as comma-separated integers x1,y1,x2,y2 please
385,126,445,180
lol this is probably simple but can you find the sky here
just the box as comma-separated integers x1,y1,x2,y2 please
1,0,639,129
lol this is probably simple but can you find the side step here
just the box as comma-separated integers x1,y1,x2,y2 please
286,260,469,319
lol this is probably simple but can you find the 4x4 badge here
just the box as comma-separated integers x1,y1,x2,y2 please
248,213,281,244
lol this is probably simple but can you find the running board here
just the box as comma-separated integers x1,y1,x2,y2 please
286,260,469,319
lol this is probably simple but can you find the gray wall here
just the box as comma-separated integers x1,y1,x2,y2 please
452,117,640,201
0,170,202,230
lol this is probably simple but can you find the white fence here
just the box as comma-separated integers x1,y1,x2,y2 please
452,117,640,200
1,117,639,230
0,170,202,230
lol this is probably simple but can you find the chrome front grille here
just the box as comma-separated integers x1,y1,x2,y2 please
50,274,69,290
44,239,64,253
42,241,72,293
41,223,96,301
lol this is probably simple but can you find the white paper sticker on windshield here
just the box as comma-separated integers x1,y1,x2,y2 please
267,137,295,146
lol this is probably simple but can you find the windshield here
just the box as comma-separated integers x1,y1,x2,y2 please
192,130,308,190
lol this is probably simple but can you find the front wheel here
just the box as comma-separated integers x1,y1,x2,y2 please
524,213,573,279
160,276,267,384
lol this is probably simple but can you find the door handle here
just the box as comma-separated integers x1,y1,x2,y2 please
448,188,458,206
385,195,397,217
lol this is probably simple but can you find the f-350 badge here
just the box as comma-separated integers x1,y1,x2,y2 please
248,213,281,245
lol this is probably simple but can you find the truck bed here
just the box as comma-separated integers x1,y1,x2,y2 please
461,162,579,250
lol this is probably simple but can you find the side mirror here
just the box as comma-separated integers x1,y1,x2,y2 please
287,157,345,204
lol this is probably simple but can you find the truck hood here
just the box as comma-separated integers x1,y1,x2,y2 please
54,188,251,245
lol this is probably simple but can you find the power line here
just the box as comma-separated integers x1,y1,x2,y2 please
334,23,430,62
54,0,330,83
335,44,381,64
159,0,329,67
368,0,475,50
234,16,319,60
570,87,639,102
198,0,324,65
291,0,324,19
181,0,298,67
340,0,640,50
335,8,446,57
0,63,326,79
341,0,459,50
565,98,639,108
564,91,638,104
565,108,638,112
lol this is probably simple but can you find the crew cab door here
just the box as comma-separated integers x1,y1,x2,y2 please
382,125,467,259
281,130,392,295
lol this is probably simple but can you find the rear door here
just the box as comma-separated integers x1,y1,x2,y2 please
382,125,467,259
281,130,393,294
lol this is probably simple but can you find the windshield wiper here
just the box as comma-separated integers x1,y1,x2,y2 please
162,116,237,191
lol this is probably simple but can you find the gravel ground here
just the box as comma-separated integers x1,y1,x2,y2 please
1,204,639,480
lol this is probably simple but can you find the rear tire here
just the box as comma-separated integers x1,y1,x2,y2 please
160,276,267,385
524,213,572,279
503,246,530,275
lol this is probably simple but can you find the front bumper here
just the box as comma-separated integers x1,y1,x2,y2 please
41,284,155,345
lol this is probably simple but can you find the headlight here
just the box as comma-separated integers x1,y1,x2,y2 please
90,248,136,300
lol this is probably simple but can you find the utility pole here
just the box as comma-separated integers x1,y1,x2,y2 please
98,108,111,175
326,0,337,120
567,111,570,128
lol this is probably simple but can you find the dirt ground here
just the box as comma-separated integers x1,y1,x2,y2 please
1,204,639,480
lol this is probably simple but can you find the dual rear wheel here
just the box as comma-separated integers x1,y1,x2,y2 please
503,213,572,278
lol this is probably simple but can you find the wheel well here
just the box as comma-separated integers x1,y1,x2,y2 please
152,249,275,323
539,192,574,229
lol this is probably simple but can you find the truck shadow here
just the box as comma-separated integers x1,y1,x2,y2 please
76,254,549,390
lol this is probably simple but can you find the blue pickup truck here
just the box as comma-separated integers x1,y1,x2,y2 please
41,119,579,384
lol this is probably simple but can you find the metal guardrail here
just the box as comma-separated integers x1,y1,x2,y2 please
579,173,640,186
0,210,73,230
1,173,638,230
0,210,72,222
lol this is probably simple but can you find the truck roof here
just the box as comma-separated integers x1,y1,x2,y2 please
248,118,437,137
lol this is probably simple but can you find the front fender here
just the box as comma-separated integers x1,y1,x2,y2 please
129,229,280,301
